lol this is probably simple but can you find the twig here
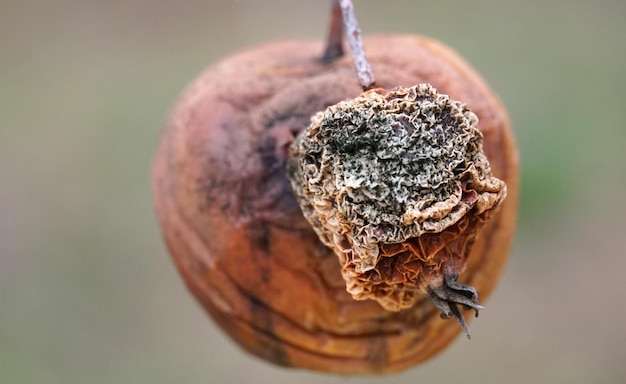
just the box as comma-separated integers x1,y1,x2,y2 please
339,0,375,90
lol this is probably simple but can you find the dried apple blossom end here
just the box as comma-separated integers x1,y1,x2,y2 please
287,84,506,330
427,266,484,339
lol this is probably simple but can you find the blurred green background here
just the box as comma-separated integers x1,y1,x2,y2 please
1,0,625,383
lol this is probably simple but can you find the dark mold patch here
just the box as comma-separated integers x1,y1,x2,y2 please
248,295,291,367
246,220,272,255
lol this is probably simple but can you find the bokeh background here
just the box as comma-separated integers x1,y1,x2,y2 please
1,0,625,383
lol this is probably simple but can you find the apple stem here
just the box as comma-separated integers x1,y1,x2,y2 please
322,0,344,63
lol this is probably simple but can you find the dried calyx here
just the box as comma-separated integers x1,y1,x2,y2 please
287,84,507,337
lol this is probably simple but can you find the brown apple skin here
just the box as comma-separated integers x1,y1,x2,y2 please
151,34,519,375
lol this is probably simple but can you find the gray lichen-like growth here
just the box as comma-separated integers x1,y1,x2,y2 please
287,84,506,314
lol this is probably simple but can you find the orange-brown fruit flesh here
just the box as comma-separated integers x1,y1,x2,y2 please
151,34,519,375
